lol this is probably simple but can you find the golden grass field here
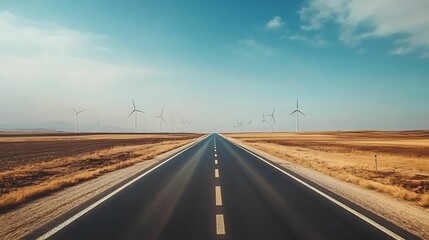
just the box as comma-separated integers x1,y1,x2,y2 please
226,131,429,207
0,133,202,211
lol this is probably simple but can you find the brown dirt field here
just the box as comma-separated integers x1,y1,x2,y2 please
225,131,429,207
0,133,202,211
0,133,200,171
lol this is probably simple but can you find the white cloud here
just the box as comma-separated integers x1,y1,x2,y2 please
238,38,256,47
298,0,429,57
236,38,274,59
286,34,327,47
266,16,284,29
0,11,158,87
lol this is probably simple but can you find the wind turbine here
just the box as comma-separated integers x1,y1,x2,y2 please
96,116,100,133
261,113,268,132
128,99,144,133
171,118,176,133
233,123,237,133
72,108,85,133
239,120,244,132
181,118,186,133
268,108,276,132
248,118,253,132
290,99,305,132
155,108,166,133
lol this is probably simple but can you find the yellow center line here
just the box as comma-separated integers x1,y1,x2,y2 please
215,159,218,164
215,169,219,178
215,153,217,157
216,214,226,235
215,186,222,206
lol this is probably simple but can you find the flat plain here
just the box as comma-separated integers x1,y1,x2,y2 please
226,131,429,207
0,132,202,211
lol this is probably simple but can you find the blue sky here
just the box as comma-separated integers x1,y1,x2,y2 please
0,0,428,132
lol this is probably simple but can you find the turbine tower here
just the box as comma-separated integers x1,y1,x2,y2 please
128,99,144,133
155,108,166,133
268,108,276,132
182,118,186,133
171,118,176,133
233,123,237,133
261,113,268,132
72,108,85,133
96,116,100,133
248,117,253,132
239,120,244,132
290,99,305,132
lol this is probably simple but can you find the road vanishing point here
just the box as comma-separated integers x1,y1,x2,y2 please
27,134,419,240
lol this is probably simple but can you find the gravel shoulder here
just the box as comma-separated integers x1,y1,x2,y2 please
226,136,429,239
0,136,204,240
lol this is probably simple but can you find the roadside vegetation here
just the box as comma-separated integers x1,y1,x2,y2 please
227,131,429,207
0,134,200,211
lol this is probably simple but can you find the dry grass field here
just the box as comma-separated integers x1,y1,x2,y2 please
226,131,429,207
0,133,202,212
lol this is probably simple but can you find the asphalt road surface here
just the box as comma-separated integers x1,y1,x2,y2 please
28,134,419,240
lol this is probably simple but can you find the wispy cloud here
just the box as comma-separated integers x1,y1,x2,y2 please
298,0,429,57
236,38,274,59
0,11,158,87
238,38,256,47
285,34,327,47
266,16,284,29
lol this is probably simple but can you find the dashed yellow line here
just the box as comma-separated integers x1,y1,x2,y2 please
215,169,219,178
216,214,226,235
215,159,218,164
215,186,222,206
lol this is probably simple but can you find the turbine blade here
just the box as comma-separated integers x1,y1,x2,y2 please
77,110,86,114
132,99,136,110
272,108,275,115
128,110,135,117
272,116,276,124
298,110,306,116
72,108,77,113
290,110,298,115
135,110,144,114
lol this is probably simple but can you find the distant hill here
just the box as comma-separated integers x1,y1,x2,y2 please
0,121,134,133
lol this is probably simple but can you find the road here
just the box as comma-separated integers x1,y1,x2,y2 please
28,134,418,240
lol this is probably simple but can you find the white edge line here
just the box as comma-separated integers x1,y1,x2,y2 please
36,135,210,240
220,135,404,240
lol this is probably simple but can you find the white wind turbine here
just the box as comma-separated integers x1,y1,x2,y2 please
171,118,176,133
181,118,186,133
233,123,237,133
290,99,306,132
248,117,253,132
187,121,191,133
155,108,166,133
128,99,144,133
72,108,86,133
261,113,268,132
96,116,100,133
268,108,276,132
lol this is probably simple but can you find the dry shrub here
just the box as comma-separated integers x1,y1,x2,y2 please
244,141,429,208
0,139,193,211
